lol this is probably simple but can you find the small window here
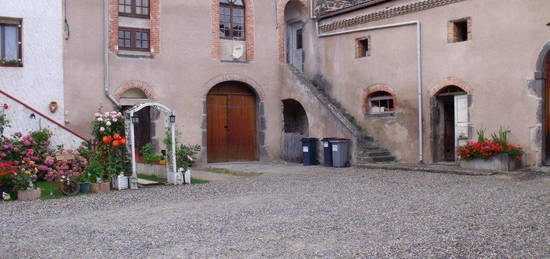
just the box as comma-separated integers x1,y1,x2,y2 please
118,27,150,51
296,29,303,49
449,18,471,43
367,91,394,114
119,0,149,18
220,0,245,40
356,37,370,58
0,19,22,67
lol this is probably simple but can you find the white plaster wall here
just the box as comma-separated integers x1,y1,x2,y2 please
1,94,85,150
0,0,64,122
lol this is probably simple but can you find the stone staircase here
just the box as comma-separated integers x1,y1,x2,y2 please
287,66,395,163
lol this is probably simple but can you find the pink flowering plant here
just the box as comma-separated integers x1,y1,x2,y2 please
92,111,125,139
43,150,87,182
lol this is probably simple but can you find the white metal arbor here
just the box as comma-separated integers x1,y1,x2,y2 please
125,102,178,183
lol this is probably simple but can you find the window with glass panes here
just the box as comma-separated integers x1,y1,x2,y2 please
368,91,394,114
118,27,149,51
119,0,150,18
219,0,245,40
0,20,22,66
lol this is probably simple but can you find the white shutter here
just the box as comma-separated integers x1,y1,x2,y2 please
454,94,469,147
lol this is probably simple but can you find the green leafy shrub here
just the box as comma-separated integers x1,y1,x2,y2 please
140,143,163,164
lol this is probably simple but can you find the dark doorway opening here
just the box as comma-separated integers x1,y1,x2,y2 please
122,105,151,162
281,99,308,162
433,86,467,162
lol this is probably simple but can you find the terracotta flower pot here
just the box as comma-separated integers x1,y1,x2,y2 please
17,188,41,201
90,182,111,193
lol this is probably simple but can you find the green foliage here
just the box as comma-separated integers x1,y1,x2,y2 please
164,127,201,171
175,144,201,171
491,128,509,147
140,143,163,164
13,169,37,191
476,129,486,143
80,159,103,183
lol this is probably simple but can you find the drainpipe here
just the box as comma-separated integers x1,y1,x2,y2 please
103,0,120,108
316,21,424,163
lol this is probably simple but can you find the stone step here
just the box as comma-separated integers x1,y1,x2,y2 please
357,155,396,163
364,150,392,157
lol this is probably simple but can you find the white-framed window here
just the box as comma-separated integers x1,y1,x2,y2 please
0,18,22,67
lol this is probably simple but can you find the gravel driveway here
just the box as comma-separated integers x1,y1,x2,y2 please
1,163,549,258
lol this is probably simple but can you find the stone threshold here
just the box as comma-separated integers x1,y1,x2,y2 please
355,162,536,176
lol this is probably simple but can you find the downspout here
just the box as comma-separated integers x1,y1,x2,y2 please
316,20,424,163
103,0,120,108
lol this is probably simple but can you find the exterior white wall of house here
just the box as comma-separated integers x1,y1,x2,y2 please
0,0,64,123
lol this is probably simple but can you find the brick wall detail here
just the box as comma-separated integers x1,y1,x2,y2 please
277,0,307,62
109,0,160,55
211,0,255,60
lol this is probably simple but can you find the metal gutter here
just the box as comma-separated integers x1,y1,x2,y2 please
316,20,425,163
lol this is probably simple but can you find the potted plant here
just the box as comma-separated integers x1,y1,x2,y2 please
14,168,40,201
78,160,102,193
457,129,523,171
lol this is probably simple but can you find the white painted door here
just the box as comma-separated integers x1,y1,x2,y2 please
287,22,304,71
454,94,469,149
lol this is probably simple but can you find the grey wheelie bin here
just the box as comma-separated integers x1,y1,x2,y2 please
330,139,350,168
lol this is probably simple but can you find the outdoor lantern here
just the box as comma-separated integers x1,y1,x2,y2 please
169,114,176,123
131,115,139,124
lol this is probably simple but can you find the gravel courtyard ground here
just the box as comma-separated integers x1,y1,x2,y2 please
1,162,549,258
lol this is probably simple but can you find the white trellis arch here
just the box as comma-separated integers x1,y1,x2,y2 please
125,102,180,184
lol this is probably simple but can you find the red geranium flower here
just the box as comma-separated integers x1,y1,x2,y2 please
2,103,8,110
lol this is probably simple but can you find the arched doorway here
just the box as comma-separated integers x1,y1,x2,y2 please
281,99,309,162
284,0,306,71
207,81,257,162
432,85,468,162
119,88,152,161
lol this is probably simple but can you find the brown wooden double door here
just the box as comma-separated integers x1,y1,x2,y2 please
207,83,257,163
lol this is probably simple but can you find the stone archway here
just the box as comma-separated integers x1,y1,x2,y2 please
281,99,309,162
277,0,308,63
533,42,550,165
206,81,258,162
201,74,267,162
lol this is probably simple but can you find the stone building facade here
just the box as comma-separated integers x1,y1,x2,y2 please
57,0,550,166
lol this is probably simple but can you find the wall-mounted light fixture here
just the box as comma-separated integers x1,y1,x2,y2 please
169,114,176,124
29,113,36,119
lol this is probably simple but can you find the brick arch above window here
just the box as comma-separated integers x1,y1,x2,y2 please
430,77,473,96
114,80,157,101
211,0,255,60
